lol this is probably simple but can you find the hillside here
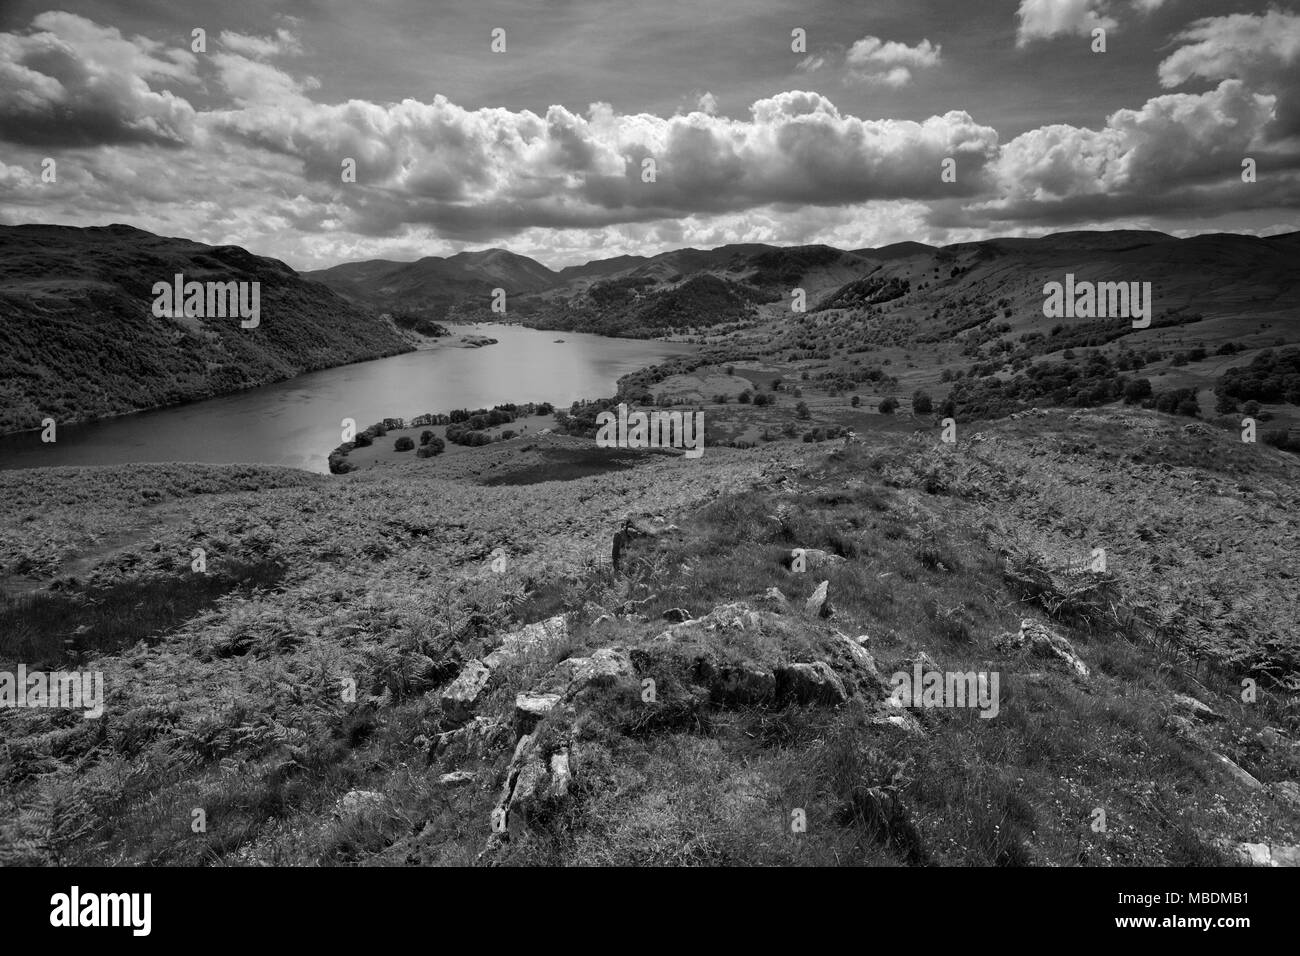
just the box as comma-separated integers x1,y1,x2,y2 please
1,410,1297,865
0,224,412,434
304,248,559,317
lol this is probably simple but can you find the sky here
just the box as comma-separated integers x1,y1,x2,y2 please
1,0,1298,270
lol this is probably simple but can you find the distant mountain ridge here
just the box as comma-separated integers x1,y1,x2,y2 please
0,223,411,434
305,230,1300,340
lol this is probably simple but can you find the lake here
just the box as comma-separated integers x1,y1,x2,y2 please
0,324,697,474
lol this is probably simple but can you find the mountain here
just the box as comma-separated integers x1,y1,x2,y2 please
304,247,558,316
0,223,411,434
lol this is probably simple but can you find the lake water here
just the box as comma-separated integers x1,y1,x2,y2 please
0,324,696,474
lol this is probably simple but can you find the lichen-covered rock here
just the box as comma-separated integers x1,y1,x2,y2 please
514,692,561,733
440,659,493,723
1171,693,1225,722
995,619,1089,680
805,580,833,619
484,615,569,670
777,661,848,706
333,790,387,823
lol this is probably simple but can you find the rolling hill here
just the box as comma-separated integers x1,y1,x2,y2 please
0,224,412,434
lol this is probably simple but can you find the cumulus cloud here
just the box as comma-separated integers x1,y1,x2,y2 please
201,89,999,239
986,79,1280,223
1,8,1297,268
0,11,198,147
845,36,941,87
1015,0,1171,45
1016,0,1116,45
1158,9,1300,135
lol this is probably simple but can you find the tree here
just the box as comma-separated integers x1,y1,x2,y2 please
1123,378,1153,404
879,397,899,414
912,390,933,414
420,429,435,445
394,436,415,451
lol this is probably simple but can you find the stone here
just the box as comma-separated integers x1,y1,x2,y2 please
1271,781,1300,809
334,790,387,823
440,659,492,723
805,580,833,619
777,661,848,706
514,692,561,733
483,615,569,670
784,548,846,572
662,607,692,623
716,661,777,705
438,770,477,787
1213,752,1263,790
995,619,1089,680
560,648,636,697
1233,842,1300,867
1171,692,1225,722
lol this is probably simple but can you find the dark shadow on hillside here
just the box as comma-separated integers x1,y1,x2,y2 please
0,557,288,669
479,446,660,485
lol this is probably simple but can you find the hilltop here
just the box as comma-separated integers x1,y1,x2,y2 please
1,409,1297,865
0,224,413,434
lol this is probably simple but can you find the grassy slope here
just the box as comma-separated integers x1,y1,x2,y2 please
0,414,1295,866
0,224,412,434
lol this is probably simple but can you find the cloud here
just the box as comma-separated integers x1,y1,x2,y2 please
1016,0,1116,45
1015,0,1171,45
0,11,198,147
985,79,1283,223
845,36,941,87
218,29,303,60
1158,9,1300,135
201,89,999,240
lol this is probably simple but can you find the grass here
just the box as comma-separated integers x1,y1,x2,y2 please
0,557,288,668
0,408,1297,866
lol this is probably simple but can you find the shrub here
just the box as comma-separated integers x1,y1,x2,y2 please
420,430,435,446
912,390,933,415
795,401,810,420
879,397,899,414
394,437,415,452
1123,378,1153,403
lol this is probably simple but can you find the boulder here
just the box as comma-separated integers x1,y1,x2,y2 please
495,734,573,836
783,548,846,572
1271,781,1300,809
1233,842,1300,867
333,790,387,823
995,619,1089,680
514,692,561,733
716,661,778,705
662,607,692,623
555,647,636,696
1214,752,1263,790
440,659,493,723
484,615,569,670
777,661,848,706
438,770,477,787
805,580,833,619
1171,693,1225,722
